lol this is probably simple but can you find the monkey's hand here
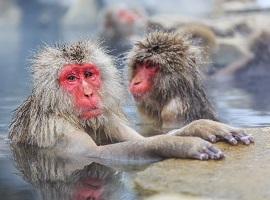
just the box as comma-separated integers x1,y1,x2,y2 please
89,135,224,161
167,119,254,145
149,135,224,160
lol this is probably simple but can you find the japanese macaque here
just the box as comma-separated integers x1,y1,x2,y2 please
214,31,270,111
9,40,227,161
99,5,146,58
216,31,270,78
128,31,254,145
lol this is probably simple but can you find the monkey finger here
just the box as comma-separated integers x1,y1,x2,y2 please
208,145,224,157
202,148,218,159
238,135,254,145
193,153,209,160
230,129,255,144
247,135,255,143
199,145,224,160
206,134,217,143
218,134,238,145
207,146,225,160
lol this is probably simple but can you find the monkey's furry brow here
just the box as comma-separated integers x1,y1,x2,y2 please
128,31,202,74
57,42,89,63
136,31,188,53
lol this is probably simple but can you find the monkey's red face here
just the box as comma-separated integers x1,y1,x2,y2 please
73,177,104,200
59,64,102,120
129,63,159,100
117,9,142,25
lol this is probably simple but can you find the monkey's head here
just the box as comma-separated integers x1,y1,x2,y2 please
128,31,202,102
249,31,270,62
103,6,146,39
31,41,123,125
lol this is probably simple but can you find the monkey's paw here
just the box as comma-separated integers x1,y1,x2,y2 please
169,119,255,145
187,137,224,160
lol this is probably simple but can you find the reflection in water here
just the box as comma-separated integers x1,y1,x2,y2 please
11,145,138,200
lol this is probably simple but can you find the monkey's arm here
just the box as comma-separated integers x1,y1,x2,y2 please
97,135,224,161
57,119,223,161
168,119,254,145
62,131,223,161
112,117,145,141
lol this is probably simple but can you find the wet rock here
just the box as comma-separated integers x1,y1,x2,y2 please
145,193,213,200
135,127,270,200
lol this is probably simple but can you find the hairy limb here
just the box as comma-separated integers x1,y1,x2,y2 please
56,118,223,161
58,129,223,161
97,135,224,161
168,119,254,145
111,118,144,141
161,98,185,129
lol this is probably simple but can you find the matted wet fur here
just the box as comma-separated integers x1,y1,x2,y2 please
127,31,217,126
9,40,126,147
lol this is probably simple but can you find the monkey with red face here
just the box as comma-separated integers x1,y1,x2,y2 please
128,31,254,145
9,40,227,161
99,5,146,60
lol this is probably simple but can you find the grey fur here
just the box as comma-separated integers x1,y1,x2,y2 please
9,40,126,147
127,31,217,126
249,31,270,64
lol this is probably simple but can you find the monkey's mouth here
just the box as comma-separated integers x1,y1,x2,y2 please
80,107,103,119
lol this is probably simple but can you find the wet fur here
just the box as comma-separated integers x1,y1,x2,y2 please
9,40,126,147
128,31,217,126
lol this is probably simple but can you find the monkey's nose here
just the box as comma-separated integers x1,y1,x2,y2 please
82,81,94,97
133,80,142,85
83,87,94,97
84,93,92,97
131,77,143,86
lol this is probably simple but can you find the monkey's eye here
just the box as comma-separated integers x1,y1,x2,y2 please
67,75,77,81
145,64,155,69
84,71,93,78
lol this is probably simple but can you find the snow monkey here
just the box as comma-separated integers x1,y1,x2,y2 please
99,5,147,68
128,31,254,145
216,31,270,78
8,40,228,161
